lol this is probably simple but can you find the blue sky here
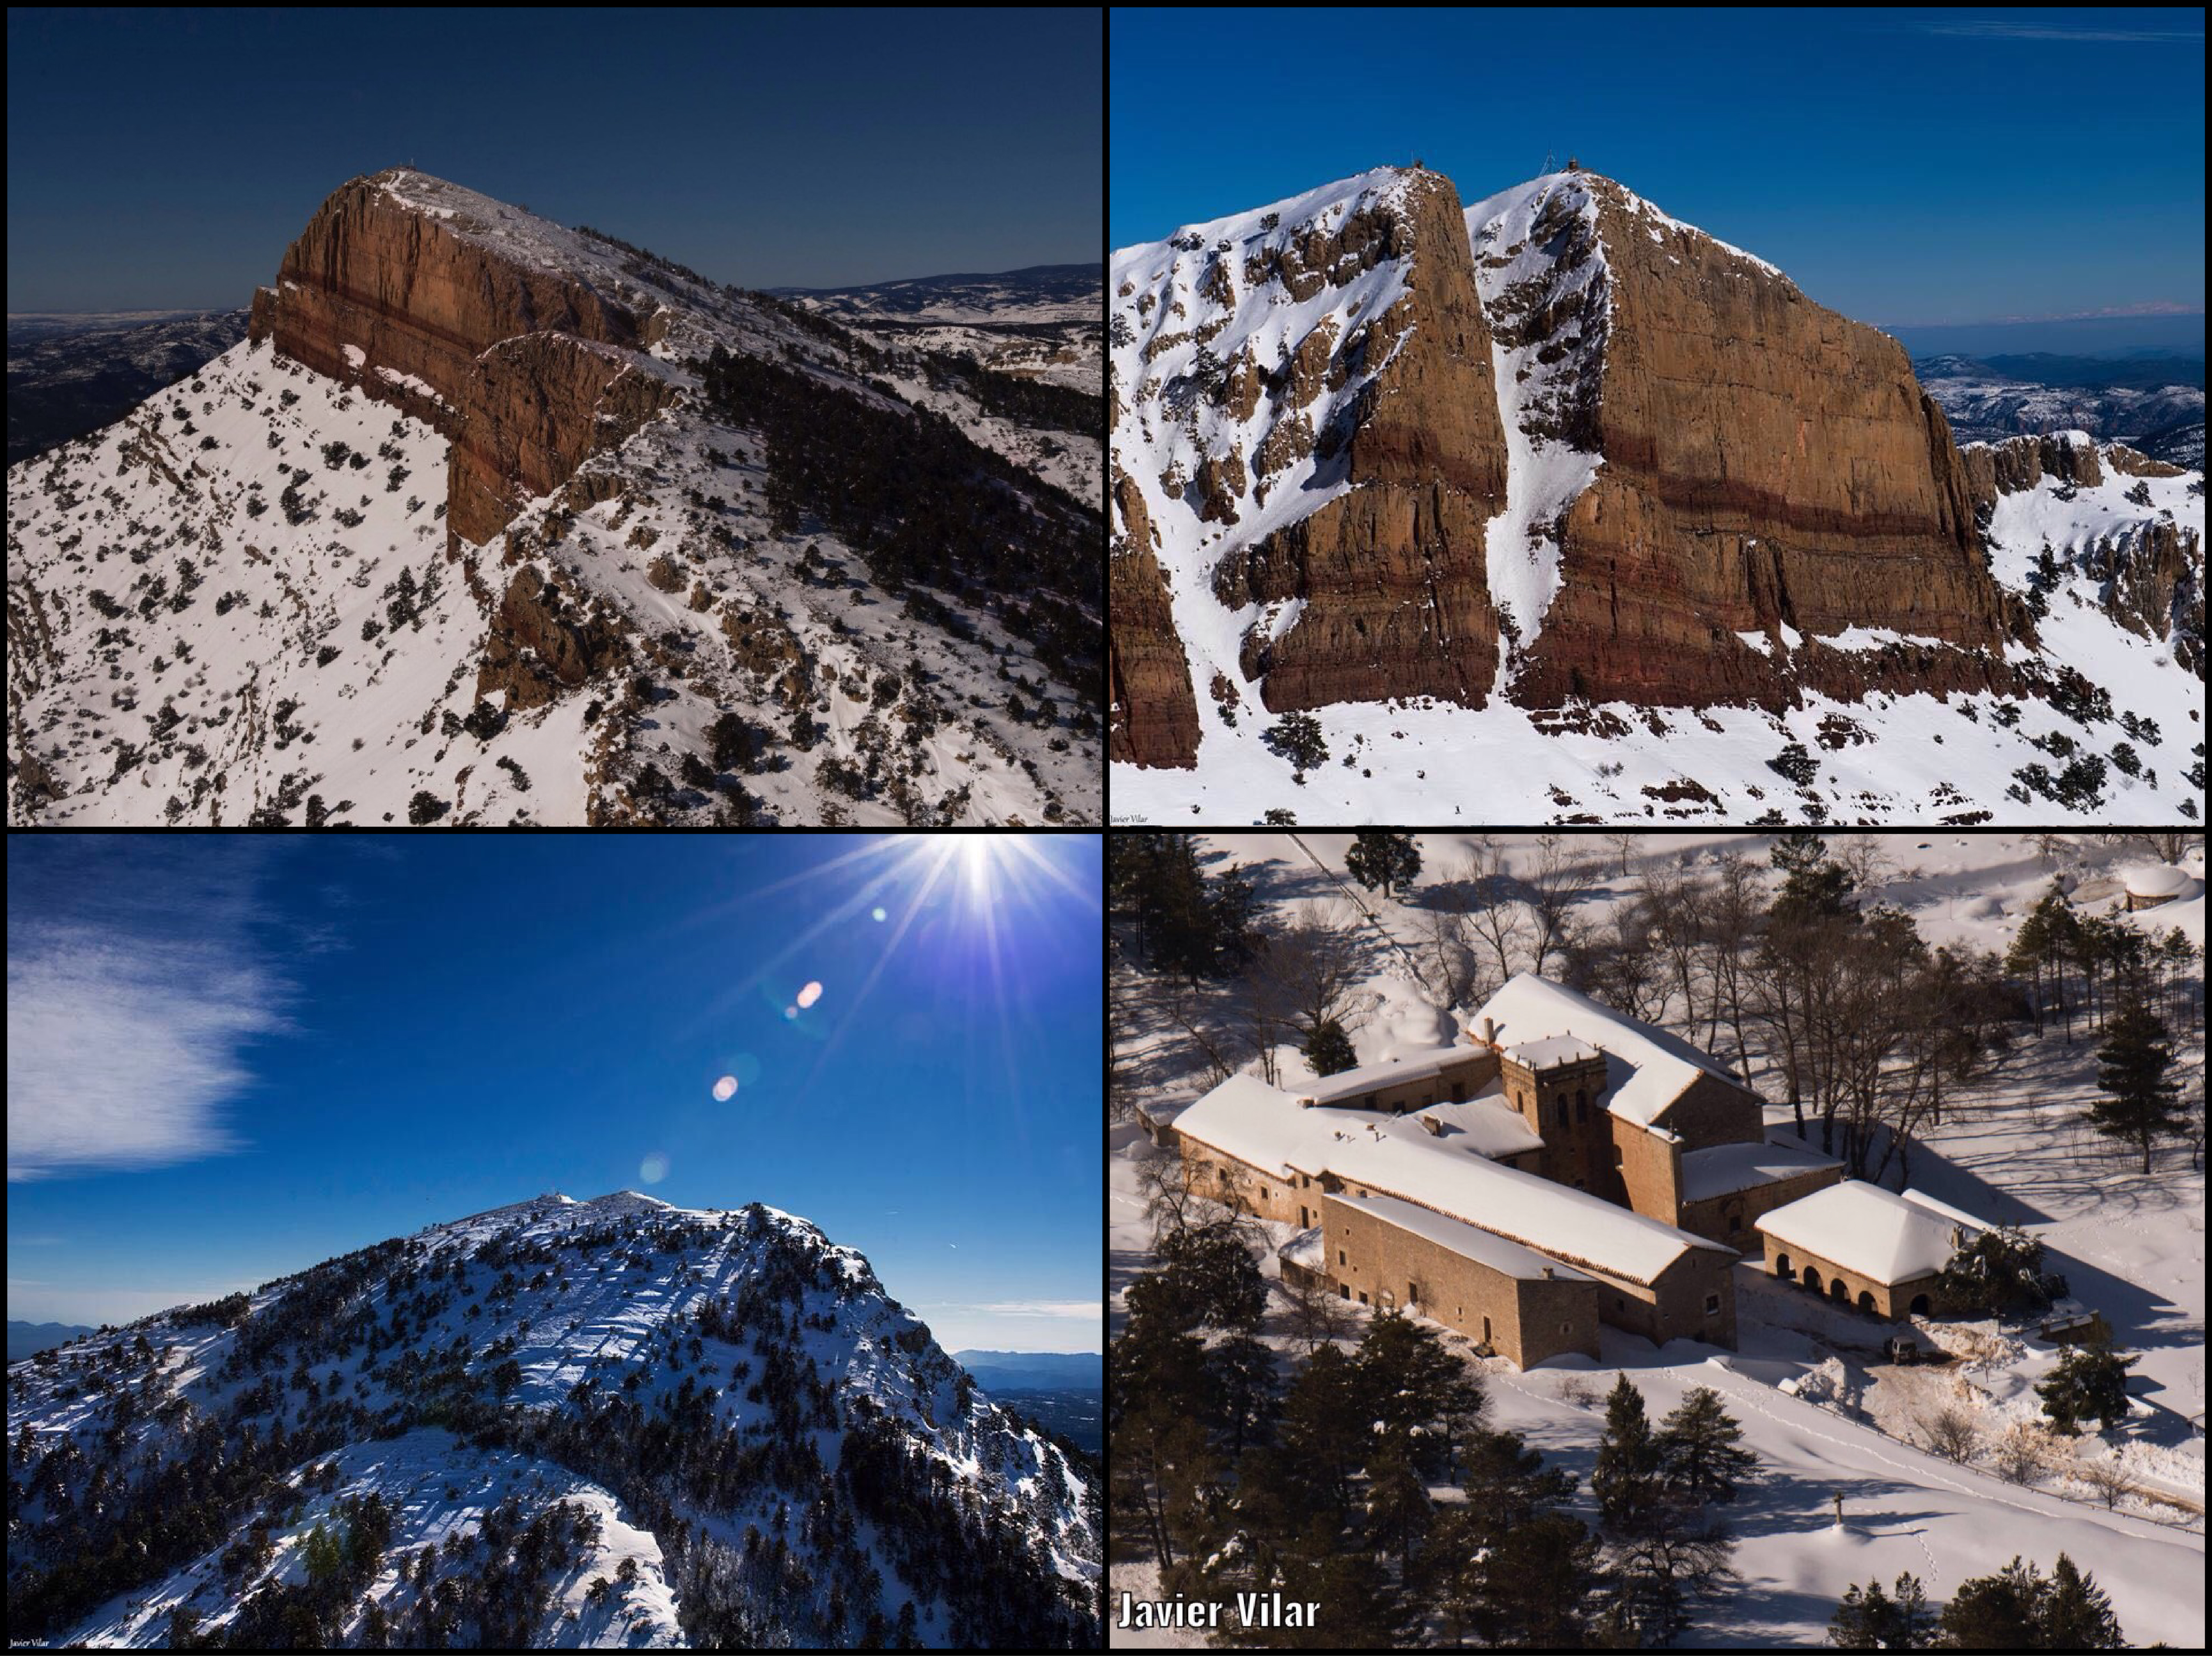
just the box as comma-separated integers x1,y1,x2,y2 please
6,836,1101,1354
5,7,1101,311
1111,7,2205,331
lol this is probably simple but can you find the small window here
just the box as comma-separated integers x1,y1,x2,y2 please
1576,1088,1588,1122
1219,1166,1231,1182
1359,1292,1369,1306
1300,1207,1310,1227
1705,1293,1721,1315
1613,1147,1624,1169
1561,1321,1572,1334
1339,1284,1349,1300
1338,1248,1346,1266
1260,1185,1268,1199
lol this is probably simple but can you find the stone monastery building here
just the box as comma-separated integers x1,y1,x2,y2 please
1146,973,1861,1367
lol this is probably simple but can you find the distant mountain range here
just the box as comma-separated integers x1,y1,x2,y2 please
6,1320,95,1361
951,1349,1102,1390
1916,351,2205,468
7,308,250,464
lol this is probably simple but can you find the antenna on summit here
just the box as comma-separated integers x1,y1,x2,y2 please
1542,149,1556,175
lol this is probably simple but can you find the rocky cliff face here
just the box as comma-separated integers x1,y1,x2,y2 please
253,170,672,554
1111,163,2053,784
1490,173,2013,709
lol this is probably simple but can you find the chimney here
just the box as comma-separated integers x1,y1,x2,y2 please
1420,1115,1444,1137
1541,1265,1555,1279
1298,1096,1317,1109
1481,1016,1496,1047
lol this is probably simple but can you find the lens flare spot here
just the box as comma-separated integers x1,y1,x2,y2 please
784,1004,799,1020
871,906,887,923
639,1152,670,1184
711,1075,737,1102
796,980,824,1009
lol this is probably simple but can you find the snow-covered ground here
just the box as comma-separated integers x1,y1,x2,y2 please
1112,832,2205,1647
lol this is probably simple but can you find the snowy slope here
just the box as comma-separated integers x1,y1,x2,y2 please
1112,831,2204,1647
8,172,1099,827
8,1191,1100,1648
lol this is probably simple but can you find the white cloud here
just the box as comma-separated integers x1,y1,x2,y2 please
7,925,279,1180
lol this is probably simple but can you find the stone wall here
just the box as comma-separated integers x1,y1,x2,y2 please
1677,1162,1842,1250
1651,1070,1766,1150
1612,1118,1681,1225
1305,1049,1499,1114
1757,1235,1937,1320
1322,1194,1599,1368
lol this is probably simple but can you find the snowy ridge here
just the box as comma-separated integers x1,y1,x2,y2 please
1464,173,1611,679
7,1191,1099,1647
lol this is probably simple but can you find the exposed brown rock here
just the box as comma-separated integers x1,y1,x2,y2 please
476,567,627,709
1109,464,1199,766
260,170,673,557
2106,442,2187,478
1513,175,2014,708
1234,170,1511,712
2080,519,2203,672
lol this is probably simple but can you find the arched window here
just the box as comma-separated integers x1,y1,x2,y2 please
1909,1293,1931,1316
1576,1087,1588,1122
1803,1266,1822,1291
1830,1279,1849,1303
1858,1290,1876,1313
1775,1251,1791,1278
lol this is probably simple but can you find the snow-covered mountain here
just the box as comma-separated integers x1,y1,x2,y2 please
4,1191,1100,1649
777,265,1101,398
1917,353,2205,466
7,308,250,465
1110,164,2205,825
7,170,1100,826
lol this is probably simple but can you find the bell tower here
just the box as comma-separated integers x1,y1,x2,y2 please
1497,1037,1614,1198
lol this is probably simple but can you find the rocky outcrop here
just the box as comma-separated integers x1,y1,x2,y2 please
476,566,628,709
259,170,670,557
1110,466,1199,766
2106,442,2188,479
1234,170,1511,711
1962,431,2109,514
2080,519,2204,673
1515,174,2013,708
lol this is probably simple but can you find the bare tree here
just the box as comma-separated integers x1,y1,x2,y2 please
1279,1267,1357,1354
1413,892,1492,1017
1568,897,1666,1023
1606,831,1641,879
1524,834,1602,977
1921,1406,1980,1465
1830,835,1895,897
1702,853,1763,1075
2076,1457,2132,1510
1142,977,1243,1092
1991,1430,2043,1486
2032,832,2073,868
1457,841,1530,984
2136,830,2202,861
1640,860,1714,1032
1137,1149,1206,1245
1253,902,1369,1070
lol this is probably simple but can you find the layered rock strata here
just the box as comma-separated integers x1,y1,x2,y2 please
1515,174,2014,709
1215,170,1511,713
250,171,671,553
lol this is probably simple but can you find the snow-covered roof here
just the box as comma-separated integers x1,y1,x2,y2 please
1278,1225,1325,1270
1754,1181,1990,1285
1170,1074,1340,1175
1679,1139,1842,1203
1506,1034,1602,1069
2122,863,2196,898
1468,974,1749,1127
1330,1192,1595,1285
1295,1049,1492,1106
1325,1129,1731,1286
1173,1069,1540,1176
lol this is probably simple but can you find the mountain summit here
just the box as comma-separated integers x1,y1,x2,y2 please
1110,164,2201,824
8,169,1100,827
4,1190,1100,1647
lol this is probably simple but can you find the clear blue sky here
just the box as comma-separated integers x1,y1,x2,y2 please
1111,7,2205,330
6,836,1101,1355
6,7,1101,311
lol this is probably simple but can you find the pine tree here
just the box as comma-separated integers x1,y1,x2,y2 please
1769,831,1829,874
2034,1336,2133,1435
1658,1385,1759,1508
1827,1571,1932,1649
1261,713,1329,781
1303,1017,1357,1076
1444,1510,1601,1647
1937,1556,2042,1649
1355,1311,1486,1477
2038,1554,2124,1650
1592,1372,1664,1531
1345,832,1423,899
2087,998,2184,1172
